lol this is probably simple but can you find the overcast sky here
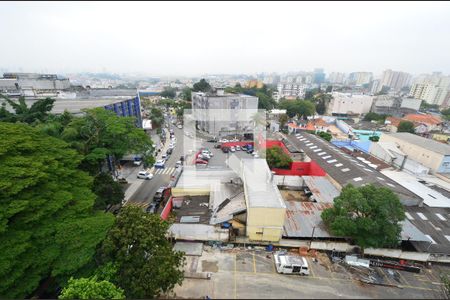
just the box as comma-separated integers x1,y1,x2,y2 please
1,1,450,77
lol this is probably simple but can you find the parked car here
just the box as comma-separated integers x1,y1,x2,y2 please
214,144,222,149
247,149,254,154
154,159,166,168
180,155,185,162
133,159,142,166
153,187,168,204
146,202,159,214
207,138,218,143
161,154,168,160
242,145,248,151
230,146,236,152
198,154,210,161
177,124,183,129
166,148,173,155
195,159,208,165
236,145,241,151
175,160,182,168
137,170,154,180
222,147,230,153
201,150,212,158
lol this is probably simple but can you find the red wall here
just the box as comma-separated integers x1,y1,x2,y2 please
263,140,290,154
272,161,326,176
160,197,173,220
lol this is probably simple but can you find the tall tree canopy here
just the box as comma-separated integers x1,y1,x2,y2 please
99,206,184,299
0,94,55,124
60,108,154,173
181,87,192,101
0,122,114,298
160,87,177,99
92,173,124,210
278,99,316,119
321,184,405,249
192,79,212,92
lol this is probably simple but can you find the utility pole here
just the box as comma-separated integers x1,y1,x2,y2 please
309,226,316,249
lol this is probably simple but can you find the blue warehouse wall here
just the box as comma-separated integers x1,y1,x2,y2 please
103,96,142,128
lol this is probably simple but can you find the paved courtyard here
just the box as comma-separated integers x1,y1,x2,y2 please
173,247,448,299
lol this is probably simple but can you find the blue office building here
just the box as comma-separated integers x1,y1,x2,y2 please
313,68,325,84
104,95,142,128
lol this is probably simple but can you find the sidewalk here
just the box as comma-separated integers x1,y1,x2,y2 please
123,128,170,204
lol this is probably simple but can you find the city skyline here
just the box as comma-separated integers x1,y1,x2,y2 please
1,2,450,76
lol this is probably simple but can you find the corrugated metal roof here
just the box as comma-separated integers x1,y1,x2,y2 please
283,201,333,238
384,132,450,155
242,159,286,209
302,176,340,203
283,200,430,243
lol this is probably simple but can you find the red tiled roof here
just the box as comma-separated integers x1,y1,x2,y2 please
311,118,328,127
404,114,442,126
386,116,402,127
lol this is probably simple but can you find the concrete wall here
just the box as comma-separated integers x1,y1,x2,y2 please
379,134,446,174
247,207,285,242
171,188,210,197
369,142,430,175
329,93,374,115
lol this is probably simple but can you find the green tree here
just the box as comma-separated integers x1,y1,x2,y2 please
318,131,332,141
363,112,388,122
61,108,154,174
279,114,289,130
265,146,292,169
36,110,74,138
256,91,277,110
321,184,405,249
149,107,164,128
279,99,316,120
440,108,450,121
92,173,124,210
160,87,177,99
0,94,55,124
420,101,439,111
59,277,124,300
181,87,192,101
192,79,212,92
99,206,185,299
325,85,333,93
0,122,115,298
397,120,415,133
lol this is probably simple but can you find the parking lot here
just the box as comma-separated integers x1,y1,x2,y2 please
173,247,448,299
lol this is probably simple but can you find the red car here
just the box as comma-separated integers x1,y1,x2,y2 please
195,159,208,165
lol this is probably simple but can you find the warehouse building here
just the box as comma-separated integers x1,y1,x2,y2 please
379,133,450,174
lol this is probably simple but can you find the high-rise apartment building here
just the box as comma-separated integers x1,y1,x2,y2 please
276,83,307,100
313,68,325,84
378,69,412,92
328,72,346,84
347,72,373,86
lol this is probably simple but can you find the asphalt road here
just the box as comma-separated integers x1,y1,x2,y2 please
128,116,185,208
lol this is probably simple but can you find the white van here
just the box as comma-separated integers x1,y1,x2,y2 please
273,252,309,275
